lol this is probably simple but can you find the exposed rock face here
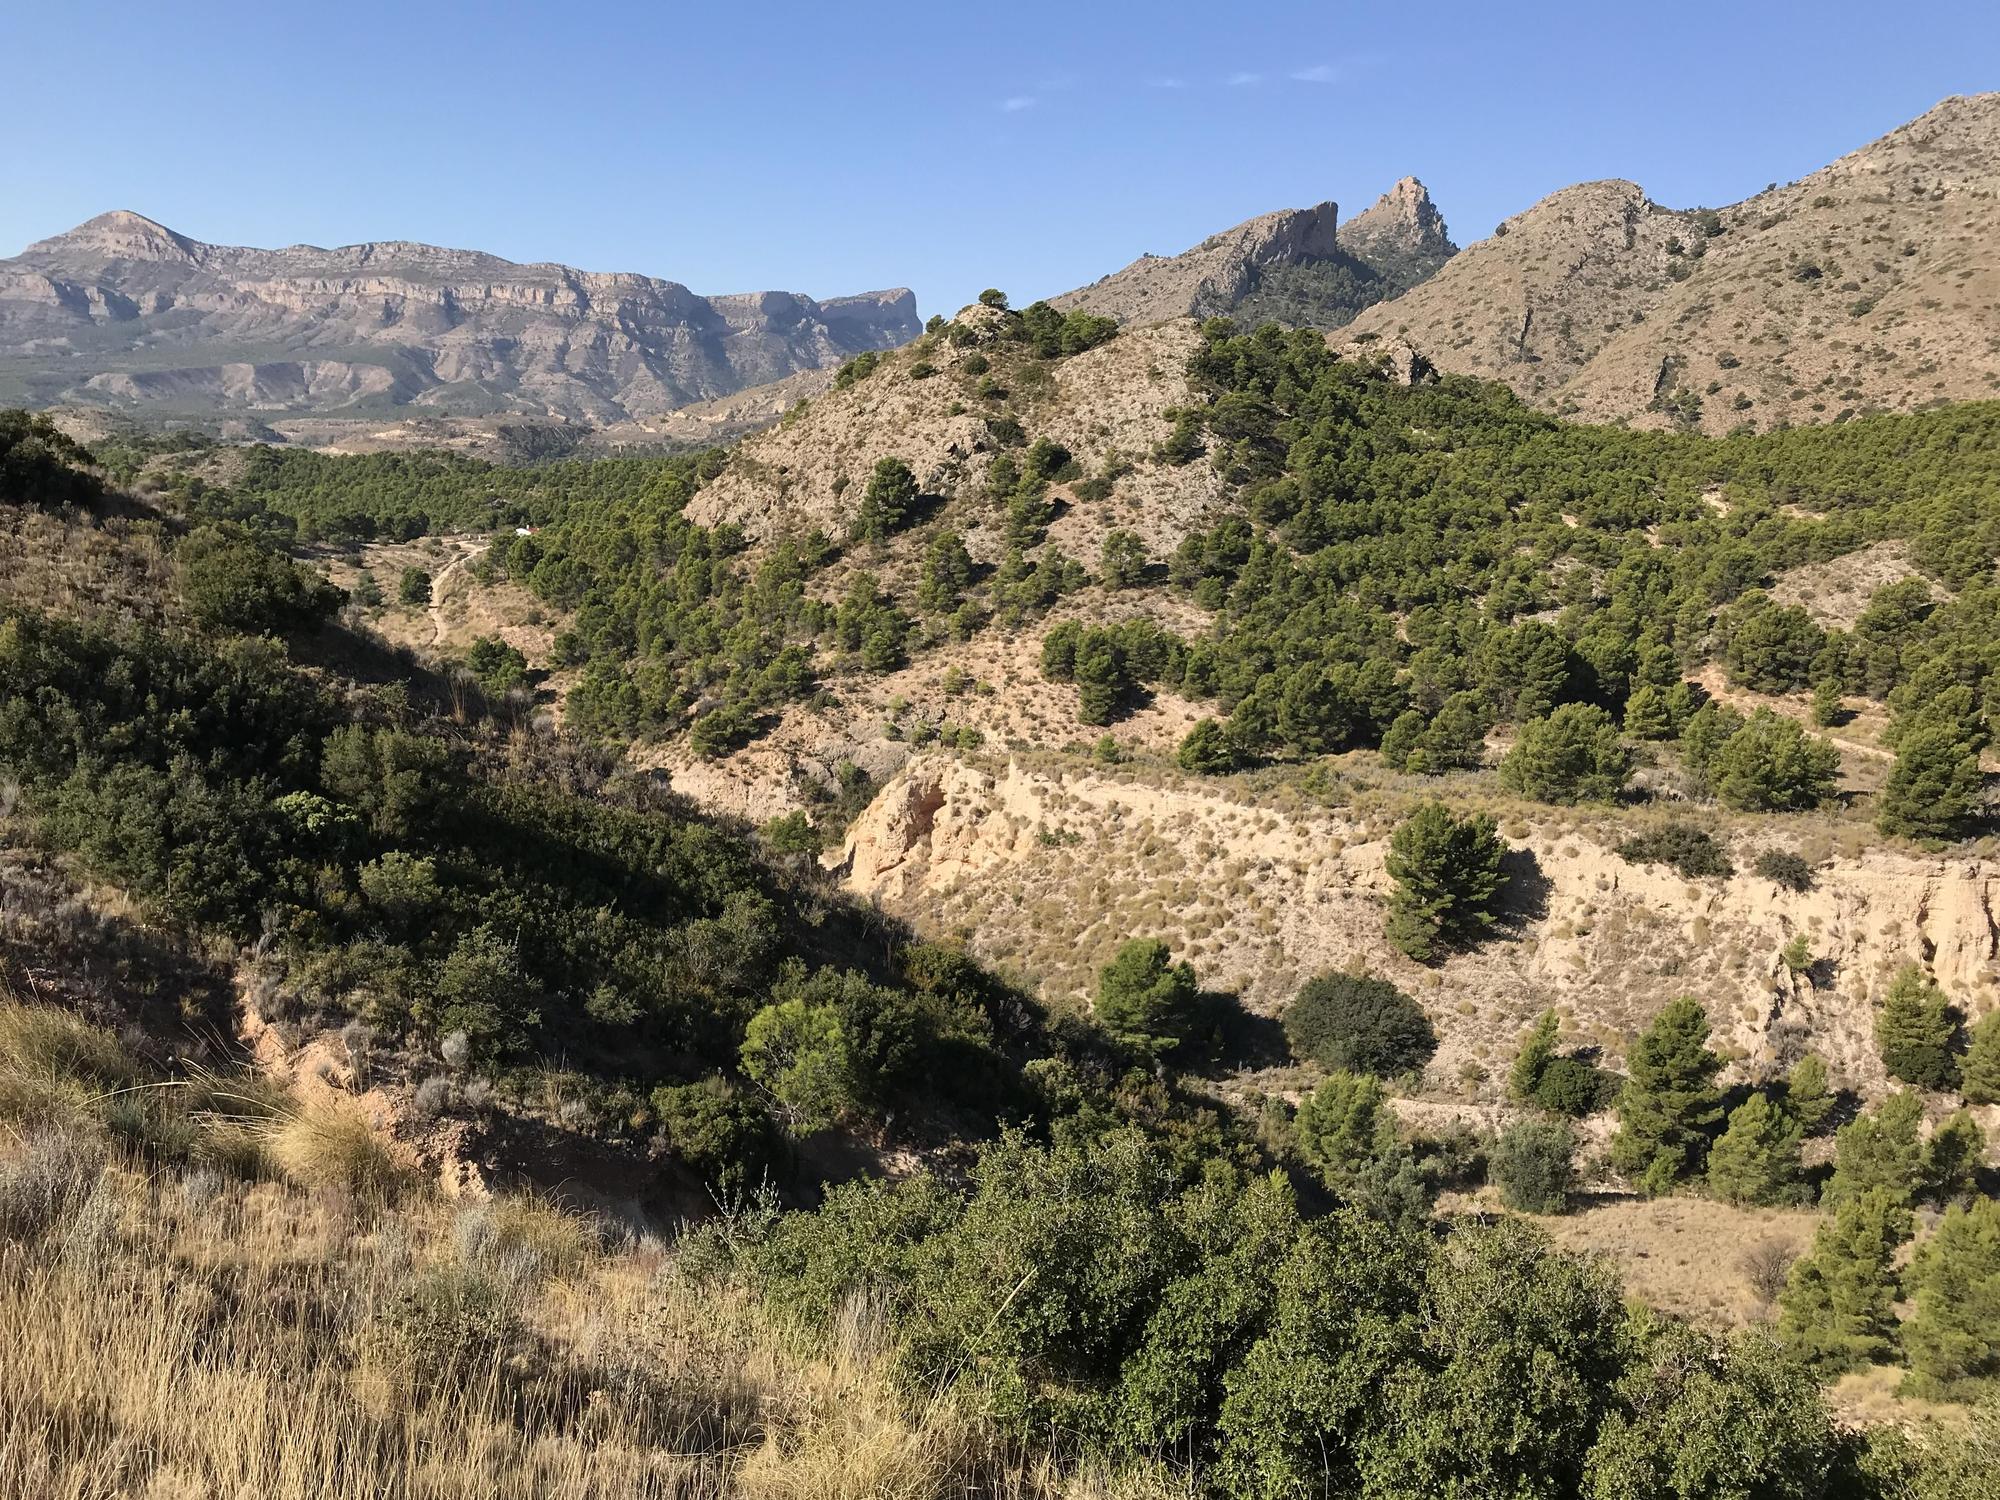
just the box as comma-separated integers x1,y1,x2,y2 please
1346,93,2000,432
1052,202,1342,324
0,211,920,421
1338,176,1457,274
1054,180,1457,331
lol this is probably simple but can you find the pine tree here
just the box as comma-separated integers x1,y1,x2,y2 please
1609,998,1726,1195
1509,1010,1562,1103
1901,1197,2000,1397
1877,722,1985,841
1784,1052,1837,1136
1778,1188,1914,1373
1499,703,1633,805
1383,803,1506,962
851,456,918,541
1707,1091,1808,1206
1875,965,1961,1091
1621,682,1673,740
1921,1111,1986,1206
1380,709,1428,771
1094,939,1198,1055
1823,1090,1925,1210
1963,1010,2000,1106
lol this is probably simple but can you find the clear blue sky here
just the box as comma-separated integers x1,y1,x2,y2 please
6,1,1994,317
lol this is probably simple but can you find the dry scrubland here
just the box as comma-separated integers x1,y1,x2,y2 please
0,999,1172,1500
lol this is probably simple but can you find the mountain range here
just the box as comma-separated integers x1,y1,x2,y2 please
5,93,1998,439
0,212,920,422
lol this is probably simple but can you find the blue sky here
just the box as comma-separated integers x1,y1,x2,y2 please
5,1,1994,317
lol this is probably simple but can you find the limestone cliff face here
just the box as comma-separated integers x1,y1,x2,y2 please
0,211,920,421
1339,176,1457,271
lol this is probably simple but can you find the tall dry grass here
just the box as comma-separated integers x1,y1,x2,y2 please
0,996,1179,1499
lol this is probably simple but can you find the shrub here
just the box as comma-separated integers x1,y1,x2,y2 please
1283,972,1437,1078
179,528,343,634
1534,1056,1611,1118
380,1264,532,1390
651,1077,779,1190
397,567,432,606
1616,822,1732,879
1491,1119,1576,1214
1709,711,1842,811
1753,850,1814,892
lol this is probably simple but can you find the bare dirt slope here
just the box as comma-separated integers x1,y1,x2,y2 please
1347,93,2000,432
836,750,2000,1115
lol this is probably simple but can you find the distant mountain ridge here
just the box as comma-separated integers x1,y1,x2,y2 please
1053,177,1458,330
1345,93,2000,431
0,211,920,422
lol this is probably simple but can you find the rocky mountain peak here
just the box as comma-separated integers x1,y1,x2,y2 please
1341,176,1455,260
23,210,202,266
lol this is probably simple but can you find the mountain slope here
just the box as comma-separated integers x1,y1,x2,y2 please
1052,178,1457,330
0,211,920,422
1347,93,2000,432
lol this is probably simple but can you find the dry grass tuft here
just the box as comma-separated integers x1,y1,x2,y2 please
262,1096,411,1201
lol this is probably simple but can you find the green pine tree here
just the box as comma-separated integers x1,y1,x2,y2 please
1784,1052,1837,1136
1875,965,1961,1091
1963,1010,2000,1106
1383,802,1506,962
1901,1197,2000,1398
1823,1090,1926,1210
1921,1111,1987,1206
1093,939,1198,1056
1509,1010,1562,1103
1706,1091,1808,1206
1609,997,1725,1195
1621,682,1673,740
1778,1188,1915,1373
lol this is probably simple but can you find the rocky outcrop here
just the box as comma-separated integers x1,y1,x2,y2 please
1052,202,1342,324
0,212,921,421
1339,176,1457,272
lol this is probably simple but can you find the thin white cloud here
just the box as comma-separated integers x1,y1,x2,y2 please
1000,96,1038,112
1225,71,1263,86
1289,63,1339,83
1148,75,1187,89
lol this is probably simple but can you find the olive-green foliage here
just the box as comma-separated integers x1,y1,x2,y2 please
1779,1188,1915,1373
755,1127,1850,1495
178,526,344,633
1616,822,1733,879
1041,618,1187,726
650,1076,779,1189
1722,598,1826,694
1922,1112,1986,1207
1901,1198,2000,1399
1609,998,1725,1195
1534,1057,1615,1118
1708,710,1843,811
463,634,528,695
397,567,432,606
1509,1011,1564,1104
1491,1119,1576,1214
1875,965,1962,1090
1857,1401,2000,1500
1501,705,1632,805
1094,939,1199,1055
1584,1322,1840,1500
1282,972,1436,1078
1784,1053,1837,1136
851,456,919,541
1756,849,1816,892
1706,1092,1809,1206
1099,529,1148,588
1878,720,1987,842
1963,1011,2000,1106
1292,1070,1400,1189
1823,1090,1926,1210
0,410,104,510
1177,718,1244,774
1383,802,1505,961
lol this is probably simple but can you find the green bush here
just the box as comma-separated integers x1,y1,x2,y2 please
1283,972,1437,1078
1491,1119,1576,1214
1616,822,1733,879
1500,705,1632,805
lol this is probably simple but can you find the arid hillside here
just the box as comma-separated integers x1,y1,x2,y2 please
1348,93,2000,432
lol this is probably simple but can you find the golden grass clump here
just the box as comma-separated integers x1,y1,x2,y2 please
262,1096,412,1201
